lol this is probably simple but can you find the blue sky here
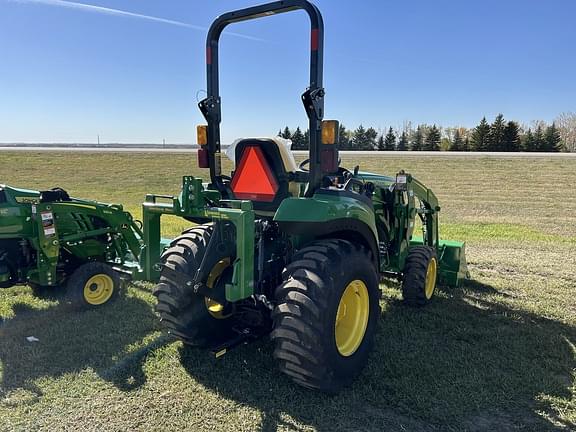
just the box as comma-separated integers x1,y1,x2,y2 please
0,0,574,144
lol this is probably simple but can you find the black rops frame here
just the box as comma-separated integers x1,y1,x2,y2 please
198,0,326,197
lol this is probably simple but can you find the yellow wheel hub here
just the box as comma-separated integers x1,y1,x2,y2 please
204,258,232,319
335,279,370,357
83,274,114,305
425,257,437,300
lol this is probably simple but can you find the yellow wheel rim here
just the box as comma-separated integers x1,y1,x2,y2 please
424,257,437,300
335,279,370,357
83,274,114,305
204,258,232,319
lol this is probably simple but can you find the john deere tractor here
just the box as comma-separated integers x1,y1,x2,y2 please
138,0,468,392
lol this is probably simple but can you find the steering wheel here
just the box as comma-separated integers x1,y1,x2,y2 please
299,158,345,173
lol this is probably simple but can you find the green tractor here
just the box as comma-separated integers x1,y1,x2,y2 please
0,184,142,308
143,0,468,392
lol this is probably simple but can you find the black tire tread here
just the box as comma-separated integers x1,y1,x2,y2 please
155,225,211,337
153,223,234,347
402,245,437,306
271,239,378,393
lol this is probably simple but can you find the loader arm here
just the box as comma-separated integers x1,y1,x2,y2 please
410,177,440,250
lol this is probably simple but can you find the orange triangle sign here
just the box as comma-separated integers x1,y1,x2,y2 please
231,146,278,202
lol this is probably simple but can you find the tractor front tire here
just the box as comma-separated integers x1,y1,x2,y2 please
66,261,121,309
402,246,438,306
271,239,380,393
154,224,236,347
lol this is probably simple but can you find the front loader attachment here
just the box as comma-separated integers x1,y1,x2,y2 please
411,237,469,287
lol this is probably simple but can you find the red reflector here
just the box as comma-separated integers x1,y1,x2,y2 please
321,148,338,173
198,147,209,168
231,146,278,202
206,46,212,65
311,28,319,51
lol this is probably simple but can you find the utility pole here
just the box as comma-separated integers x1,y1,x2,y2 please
97,134,100,146
163,138,166,148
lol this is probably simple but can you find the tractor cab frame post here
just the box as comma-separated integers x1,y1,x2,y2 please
198,0,329,196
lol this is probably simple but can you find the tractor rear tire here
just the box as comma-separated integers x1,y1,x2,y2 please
65,261,121,309
402,246,438,306
154,224,236,347
271,239,380,393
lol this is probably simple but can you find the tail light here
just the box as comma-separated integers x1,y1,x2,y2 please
321,148,338,173
198,148,209,168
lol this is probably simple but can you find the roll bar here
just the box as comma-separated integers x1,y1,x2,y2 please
198,0,327,196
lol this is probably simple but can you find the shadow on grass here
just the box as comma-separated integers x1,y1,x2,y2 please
0,289,165,398
176,279,576,432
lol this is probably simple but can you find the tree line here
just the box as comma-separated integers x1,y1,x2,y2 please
278,112,575,152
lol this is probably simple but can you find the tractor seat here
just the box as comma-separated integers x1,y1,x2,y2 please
40,187,72,203
230,138,298,212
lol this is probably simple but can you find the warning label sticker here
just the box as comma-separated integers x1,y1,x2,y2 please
40,211,56,237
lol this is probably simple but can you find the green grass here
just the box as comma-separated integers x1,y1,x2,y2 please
1,152,576,431
442,222,576,245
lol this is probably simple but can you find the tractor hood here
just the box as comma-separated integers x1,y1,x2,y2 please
354,171,396,188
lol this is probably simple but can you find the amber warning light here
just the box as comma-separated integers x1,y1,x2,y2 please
197,125,209,168
321,120,339,145
321,120,339,173
197,125,208,146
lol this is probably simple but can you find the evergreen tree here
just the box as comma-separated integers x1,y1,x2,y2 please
277,129,282,137
471,117,491,151
534,125,546,152
522,129,536,151
365,127,378,150
338,124,350,150
502,121,520,152
291,127,305,150
281,126,292,140
411,126,424,151
377,135,385,151
397,132,408,151
424,125,441,151
384,127,396,151
450,129,464,151
352,125,367,150
489,114,506,151
544,123,562,152
275,117,560,152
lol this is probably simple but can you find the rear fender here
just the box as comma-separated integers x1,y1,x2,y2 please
274,193,379,268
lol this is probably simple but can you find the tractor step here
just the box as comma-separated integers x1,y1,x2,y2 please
209,327,266,358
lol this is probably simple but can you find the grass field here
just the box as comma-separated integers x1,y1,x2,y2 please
1,151,575,431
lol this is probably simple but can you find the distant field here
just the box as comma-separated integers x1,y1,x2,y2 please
1,151,575,431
